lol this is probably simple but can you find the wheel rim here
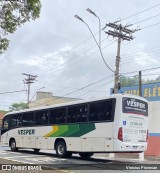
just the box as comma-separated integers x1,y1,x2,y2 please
11,142,15,149
57,144,64,155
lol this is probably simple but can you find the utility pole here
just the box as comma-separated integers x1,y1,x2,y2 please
22,73,38,106
139,71,142,96
104,22,137,94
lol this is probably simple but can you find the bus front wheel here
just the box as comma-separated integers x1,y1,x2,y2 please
10,139,18,152
79,152,94,158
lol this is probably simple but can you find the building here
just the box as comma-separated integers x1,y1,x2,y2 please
29,91,79,108
119,82,160,156
0,112,4,127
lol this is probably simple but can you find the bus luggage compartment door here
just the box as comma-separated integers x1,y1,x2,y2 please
81,137,105,152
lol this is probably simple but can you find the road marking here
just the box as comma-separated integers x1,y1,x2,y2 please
0,150,21,154
3,155,44,159
25,157,66,163
1,157,33,164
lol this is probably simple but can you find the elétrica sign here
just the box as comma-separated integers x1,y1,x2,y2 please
117,82,160,101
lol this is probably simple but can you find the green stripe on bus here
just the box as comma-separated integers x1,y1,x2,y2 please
50,125,68,137
46,123,96,137
59,124,80,137
69,123,95,137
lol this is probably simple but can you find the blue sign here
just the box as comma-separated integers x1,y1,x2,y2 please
123,121,126,126
118,82,160,101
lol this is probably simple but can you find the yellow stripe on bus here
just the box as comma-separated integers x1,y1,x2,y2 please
43,126,58,137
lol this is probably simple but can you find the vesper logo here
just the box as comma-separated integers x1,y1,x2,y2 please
18,129,35,135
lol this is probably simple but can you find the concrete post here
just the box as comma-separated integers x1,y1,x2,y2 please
139,152,144,161
109,153,115,158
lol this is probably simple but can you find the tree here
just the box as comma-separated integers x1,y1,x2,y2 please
120,75,141,87
0,110,9,114
9,102,28,112
120,75,160,87
0,0,41,53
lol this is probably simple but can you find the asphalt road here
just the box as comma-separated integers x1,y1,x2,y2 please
0,146,160,172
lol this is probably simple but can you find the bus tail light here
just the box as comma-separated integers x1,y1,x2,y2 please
118,127,123,142
146,129,148,142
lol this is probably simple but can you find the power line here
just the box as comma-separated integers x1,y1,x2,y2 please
121,66,160,75
36,19,158,77
30,76,114,107
37,37,110,76
121,3,160,21
56,75,113,98
141,22,160,30
37,79,106,94
0,90,27,95
132,13,160,25
29,3,160,76
75,79,114,98
39,41,115,77
121,47,160,58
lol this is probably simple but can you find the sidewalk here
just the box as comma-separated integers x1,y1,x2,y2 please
94,153,160,163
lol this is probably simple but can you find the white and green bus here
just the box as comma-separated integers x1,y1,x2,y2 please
1,94,148,158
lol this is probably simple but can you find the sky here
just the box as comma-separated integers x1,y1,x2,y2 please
0,0,160,110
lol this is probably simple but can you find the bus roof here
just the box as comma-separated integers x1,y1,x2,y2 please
4,93,148,116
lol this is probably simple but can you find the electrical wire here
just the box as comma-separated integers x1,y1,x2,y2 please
121,66,160,75
132,13,160,25
37,37,110,76
141,22,160,30
28,3,160,76
121,3,160,21
38,41,115,77
0,90,27,95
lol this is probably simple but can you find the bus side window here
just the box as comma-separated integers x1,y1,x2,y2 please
17,114,22,126
35,110,49,125
11,115,17,128
49,109,57,124
89,102,100,122
57,108,66,124
49,108,66,124
22,112,35,126
100,100,113,121
77,104,88,123
67,106,77,123
11,114,22,128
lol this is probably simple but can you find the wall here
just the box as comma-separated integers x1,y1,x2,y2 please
145,101,160,156
29,91,79,108
118,82,160,156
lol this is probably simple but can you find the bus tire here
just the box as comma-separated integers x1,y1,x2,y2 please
33,149,40,153
79,152,94,158
56,141,68,158
10,139,18,152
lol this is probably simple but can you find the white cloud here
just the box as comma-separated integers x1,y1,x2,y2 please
134,53,158,66
1,0,160,110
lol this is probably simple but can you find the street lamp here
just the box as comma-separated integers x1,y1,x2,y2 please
74,14,114,72
29,87,45,105
86,8,101,48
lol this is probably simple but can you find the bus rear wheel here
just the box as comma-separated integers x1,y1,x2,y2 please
10,139,18,152
79,152,94,158
56,141,71,158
